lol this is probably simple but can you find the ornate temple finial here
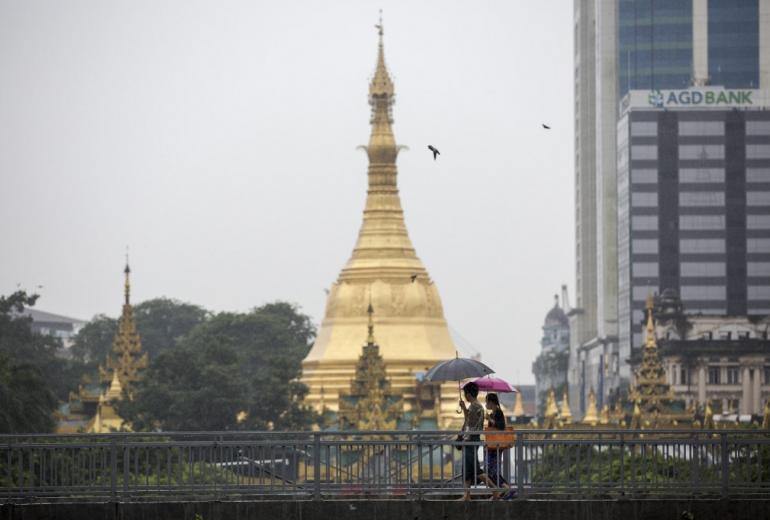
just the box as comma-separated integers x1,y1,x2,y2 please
544,387,559,419
124,249,131,306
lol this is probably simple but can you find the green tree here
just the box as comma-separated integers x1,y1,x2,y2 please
119,302,319,431
0,291,60,433
70,298,208,366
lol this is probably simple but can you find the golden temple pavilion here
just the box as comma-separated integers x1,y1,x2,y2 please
301,21,459,428
56,262,147,433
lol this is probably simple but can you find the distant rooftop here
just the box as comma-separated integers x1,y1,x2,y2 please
20,308,86,326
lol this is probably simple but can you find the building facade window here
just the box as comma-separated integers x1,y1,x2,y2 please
679,192,725,207
679,214,725,230
680,285,727,300
678,121,724,136
631,169,658,184
748,239,770,253
633,239,659,254
708,0,760,88
727,367,740,385
708,366,721,385
679,145,724,160
746,192,770,206
679,168,725,183
680,367,690,385
680,262,725,277
632,192,659,207
680,239,725,254
632,145,658,160
747,121,770,135
748,286,770,300
746,145,770,160
748,262,770,277
747,168,770,183
633,262,659,277
631,121,658,136
632,215,659,230
747,215,770,229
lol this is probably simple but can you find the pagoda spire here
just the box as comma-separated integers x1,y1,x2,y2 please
124,255,131,306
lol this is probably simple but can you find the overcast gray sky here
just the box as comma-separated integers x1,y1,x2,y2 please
0,0,573,385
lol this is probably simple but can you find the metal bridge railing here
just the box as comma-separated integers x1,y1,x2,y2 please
2,430,769,501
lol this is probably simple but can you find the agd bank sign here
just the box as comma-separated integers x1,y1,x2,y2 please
622,88,768,112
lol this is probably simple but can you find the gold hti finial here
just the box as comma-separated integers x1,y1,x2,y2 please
583,387,598,425
124,250,131,306
560,389,572,423
645,293,656,348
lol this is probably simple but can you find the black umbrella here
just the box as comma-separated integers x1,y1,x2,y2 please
424,354,495,413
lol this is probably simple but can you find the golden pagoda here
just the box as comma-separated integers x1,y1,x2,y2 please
627,295,673,416
338,304,404,430
301,19,458,428
98,262,148,390
582,388,598,425
559,389,572,423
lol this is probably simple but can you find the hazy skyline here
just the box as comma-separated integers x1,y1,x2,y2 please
0,0,573,385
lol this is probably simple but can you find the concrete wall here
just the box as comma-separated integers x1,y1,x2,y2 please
3,499,770,520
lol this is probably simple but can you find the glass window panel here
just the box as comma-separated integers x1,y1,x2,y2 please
678,121,724,136
747,145,770,160
681,262,726,277
748,262,770,277
633,286,654,301
680,285,726,300
680,239,725,253
679,192,725,206
632,192,659,207
632,145,658,160
747,192,770,206
679,145,725,160
633,239,659,254
746,121,770,135
747,168,770,183
679,168,725,183
748,286,770,300
631,121,658,137
747,215,770,229
748,239,770,253
679,215,725,230
633,262,659,277
631,169,658,184
632,215,659,230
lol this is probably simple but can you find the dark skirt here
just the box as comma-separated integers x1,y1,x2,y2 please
463,435,480,484
484,448,507,486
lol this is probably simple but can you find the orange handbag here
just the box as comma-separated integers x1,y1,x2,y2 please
484,425,515,449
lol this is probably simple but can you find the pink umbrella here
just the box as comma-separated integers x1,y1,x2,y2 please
468,376,519,393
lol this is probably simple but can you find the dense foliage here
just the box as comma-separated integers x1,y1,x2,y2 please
117,302,320,431
0,292,61,433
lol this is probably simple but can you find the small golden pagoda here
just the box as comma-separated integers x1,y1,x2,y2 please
559,389,573,424
512,391,525,418
627,295,674,416
338,304,404,430
301,20,458,427
583,388,598,425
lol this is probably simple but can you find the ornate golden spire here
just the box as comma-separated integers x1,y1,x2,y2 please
366,297,376,345
628,293,673,416
544,387,559,418
100,260,148,387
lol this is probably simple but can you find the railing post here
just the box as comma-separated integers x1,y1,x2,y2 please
720,432,729,498
515,431,524,498
313,433,321,500
416,435,423,501
110,438,117,501
619,432,625,495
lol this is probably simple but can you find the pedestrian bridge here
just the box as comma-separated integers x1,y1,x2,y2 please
2,430,769,519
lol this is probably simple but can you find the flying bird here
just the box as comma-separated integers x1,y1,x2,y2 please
427,145,440,160
542,124,551,130
410,274,418,283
